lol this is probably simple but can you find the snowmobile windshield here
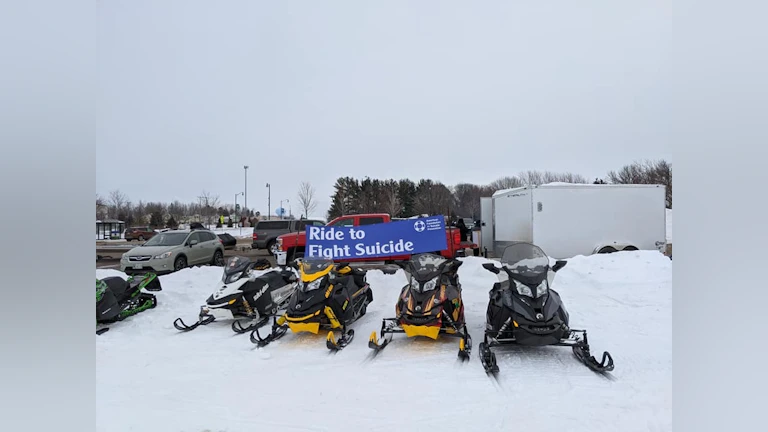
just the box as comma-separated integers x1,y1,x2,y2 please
406,253,447,292
96,279,107,301
224,256,251,274
298,258,334,292
500,243,550,280
300,258,335,276
143,232,188,246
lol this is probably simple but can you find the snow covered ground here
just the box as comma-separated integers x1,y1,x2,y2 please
96,251,671,432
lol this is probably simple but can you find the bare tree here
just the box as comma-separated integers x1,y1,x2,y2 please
167,201,187,223
488,176,523,191
607,159,672,207
197,190,220,226
297,181,318,218
453,183,483,219
108,189,128,218
96,194,108,220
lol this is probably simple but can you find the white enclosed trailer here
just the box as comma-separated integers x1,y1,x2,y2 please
479,183,667,259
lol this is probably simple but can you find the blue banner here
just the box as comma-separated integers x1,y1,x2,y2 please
305,216,448,260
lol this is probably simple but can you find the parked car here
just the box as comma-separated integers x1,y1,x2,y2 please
217,233,237,250
251,219,325,255
120,229,225,275
124,227,156,242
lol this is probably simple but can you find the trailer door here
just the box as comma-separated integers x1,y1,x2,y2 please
480,197,493,254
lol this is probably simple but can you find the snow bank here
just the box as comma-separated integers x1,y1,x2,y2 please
97,251,671,432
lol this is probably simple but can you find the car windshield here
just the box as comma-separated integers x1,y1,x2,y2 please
406,253,447,282
500,243,550,278
142,232,188,246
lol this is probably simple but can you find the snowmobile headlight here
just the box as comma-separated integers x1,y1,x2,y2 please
301,278,324,292
224,271,242,284
535,281,548,297
421,277,439,292
154,251,172,259
514,281,534,297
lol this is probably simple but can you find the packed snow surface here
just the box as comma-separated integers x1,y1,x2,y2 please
96,252,672,432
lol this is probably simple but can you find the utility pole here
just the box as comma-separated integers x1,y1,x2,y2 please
243,165,249,217
266,183,271,221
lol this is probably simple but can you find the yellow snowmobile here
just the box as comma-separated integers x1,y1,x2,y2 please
250,257,374,351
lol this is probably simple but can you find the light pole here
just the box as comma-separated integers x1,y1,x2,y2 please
243,166,249,218
234,191,243,217
234,191,243,234
266,183,271,221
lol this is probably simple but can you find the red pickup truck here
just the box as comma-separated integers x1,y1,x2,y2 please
275,213,478,262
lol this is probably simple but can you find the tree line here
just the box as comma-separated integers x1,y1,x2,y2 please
96,159,671,228
326,159,672,220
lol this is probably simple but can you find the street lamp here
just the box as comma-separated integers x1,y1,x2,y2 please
266,183,271,221
234,191,244,234
243,166,249,217
234,191,243,217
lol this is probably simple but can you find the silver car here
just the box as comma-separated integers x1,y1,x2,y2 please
120,229,225,275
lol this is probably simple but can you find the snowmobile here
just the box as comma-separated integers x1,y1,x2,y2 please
96,273,162,335
173,256,297,334
250,257,374,351
368,253,472,360
478,242,615,375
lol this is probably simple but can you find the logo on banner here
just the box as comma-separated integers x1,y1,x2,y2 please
413,220,425,232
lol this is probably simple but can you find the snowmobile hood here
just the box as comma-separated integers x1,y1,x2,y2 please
125,246,176,256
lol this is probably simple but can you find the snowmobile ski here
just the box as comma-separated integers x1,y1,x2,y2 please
250,316,289,347
326,328,355,351
231,317,269,334
571,330,614,373
478,342,499,375
96,327,110,336
173,313,216,332
367,330,392,353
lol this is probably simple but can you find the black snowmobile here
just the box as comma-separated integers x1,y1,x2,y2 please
368,253,472,360
96,273,162,335
173,256,298,334
251,257,374,351
478,242,614,375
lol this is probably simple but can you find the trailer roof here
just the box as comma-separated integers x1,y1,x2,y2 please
491,183,665,198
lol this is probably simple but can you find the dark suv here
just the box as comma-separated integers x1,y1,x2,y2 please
252,219,324,254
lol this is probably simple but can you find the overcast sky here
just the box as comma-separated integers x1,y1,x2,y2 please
96,1,674,217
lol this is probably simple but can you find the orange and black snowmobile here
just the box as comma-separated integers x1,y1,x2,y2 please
368,253,471,360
